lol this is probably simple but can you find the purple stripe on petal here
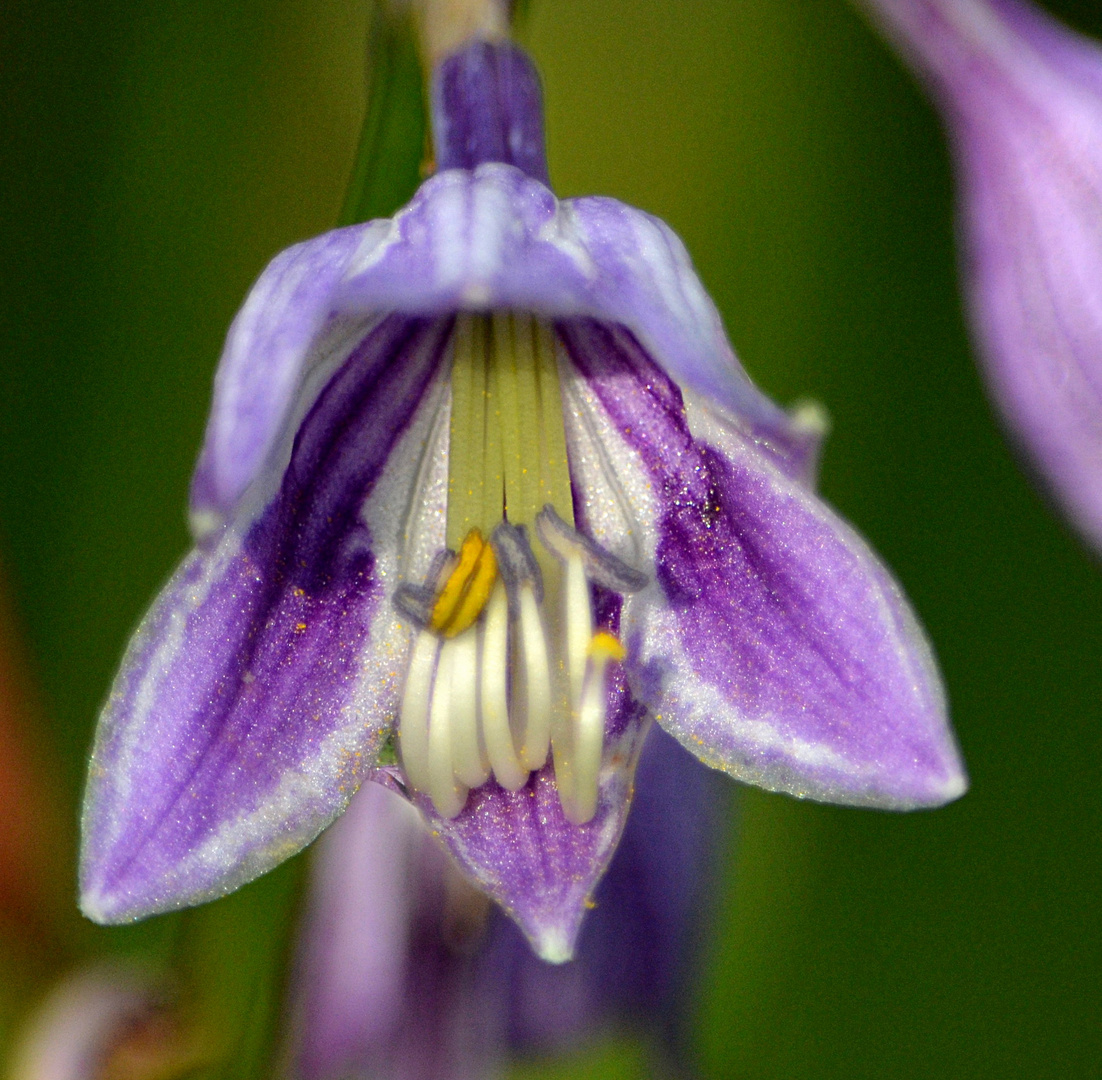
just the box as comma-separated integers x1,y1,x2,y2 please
560,319,965,810
419,676,650,963
290,734,723,1077
81,317,452,924
496,727,726,1060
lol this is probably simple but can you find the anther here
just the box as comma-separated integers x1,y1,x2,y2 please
431,529,498,638
393,549,456,628
490,521,543,606
588,631,626,663
535,505,648,594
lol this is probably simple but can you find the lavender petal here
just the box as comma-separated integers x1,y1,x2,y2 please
335,163,821,483
81,317,453,924
189,223,389,535
560,318,966,810
498,727,727,1059
418,672,651,964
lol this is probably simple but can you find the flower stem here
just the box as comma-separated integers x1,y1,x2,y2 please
339,2,427,227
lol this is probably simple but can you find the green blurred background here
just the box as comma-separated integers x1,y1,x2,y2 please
1,0,1100,1076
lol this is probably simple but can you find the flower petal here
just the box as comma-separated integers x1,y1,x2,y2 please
336,163,822,483
189,223,391,534
81,317,453,923
415,646,651,964
859,0,1102,549
559,318,966,810
497,727,727,1058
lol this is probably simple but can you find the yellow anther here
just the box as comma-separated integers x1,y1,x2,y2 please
431,529,498,638
588,631,626,663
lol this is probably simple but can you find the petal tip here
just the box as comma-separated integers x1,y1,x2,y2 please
923,761,969,807
509,897,589,964
78,884,138,927
854,749,969,812
528,923,577,965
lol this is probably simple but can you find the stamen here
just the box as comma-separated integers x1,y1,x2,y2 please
400,314,641,822
536,505,648,594
589,630,626,663
398,631,439,794
431,529,498,638
567,632,626,825
448,630,489,788
393,582,435,628
479,582,527,790
490,521,551,772
427,643,468,818
490,520,543,605
517,583,551,771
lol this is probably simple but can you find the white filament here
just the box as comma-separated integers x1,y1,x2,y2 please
427,644,468,818
398,631,440,795
449,630,489,787
480,583,527,791
517,584,552,772
571,653,612,825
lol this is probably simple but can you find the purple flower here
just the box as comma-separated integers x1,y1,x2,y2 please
856,0,1102,550
79,39,964,962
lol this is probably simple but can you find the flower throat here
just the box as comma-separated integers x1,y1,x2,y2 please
397,313,641,825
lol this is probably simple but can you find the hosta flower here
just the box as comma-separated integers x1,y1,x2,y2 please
856,0,1102,551
79,38,965,960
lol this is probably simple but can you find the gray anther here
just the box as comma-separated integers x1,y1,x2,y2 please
490,520,544,604
535,504,648,594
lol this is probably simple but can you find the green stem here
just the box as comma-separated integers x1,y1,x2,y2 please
339,1,427,227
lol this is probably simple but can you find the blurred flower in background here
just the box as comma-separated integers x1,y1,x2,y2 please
288,729,724,1079
856,0,1102,552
